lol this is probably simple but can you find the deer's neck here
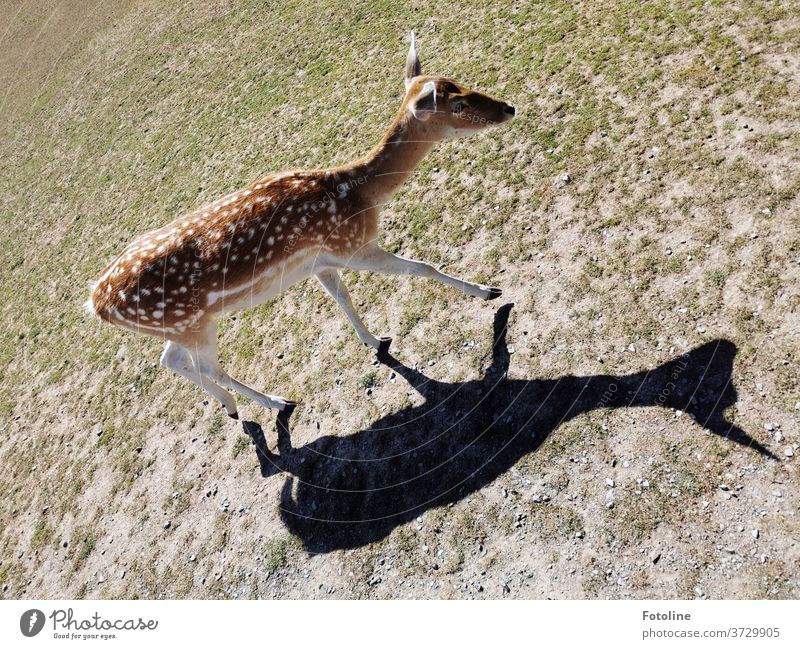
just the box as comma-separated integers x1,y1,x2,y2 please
347,111,436,205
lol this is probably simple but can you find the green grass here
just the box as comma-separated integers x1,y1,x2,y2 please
207,412,224,437
358,371,377,390
0,0,797,599
231,435,250,459
264,537,289,572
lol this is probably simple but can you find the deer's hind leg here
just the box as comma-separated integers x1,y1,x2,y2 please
160,340,239,418
186,322,296,414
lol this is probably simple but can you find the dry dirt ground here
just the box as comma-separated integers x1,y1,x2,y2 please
0,0,798,599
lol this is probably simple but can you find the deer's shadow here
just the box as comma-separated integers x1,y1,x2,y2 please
243,304,775,554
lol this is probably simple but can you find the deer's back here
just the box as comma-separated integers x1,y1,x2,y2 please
89,170,377,338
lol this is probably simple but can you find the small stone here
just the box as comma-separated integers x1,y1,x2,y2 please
785,447,794,458
190,554,197,562
605,478,615,487
719,484,729,491
163,520,171,529
97,574,105,584
650,551,661,564
751,529,759,539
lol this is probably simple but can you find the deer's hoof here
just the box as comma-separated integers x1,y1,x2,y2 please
228,411,240,420
377,337,392,357
280,400,297,417
486,287,502,300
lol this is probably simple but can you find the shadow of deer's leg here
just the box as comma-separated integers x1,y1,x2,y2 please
345,246,501,300
316,269,387,350
242,420,285,477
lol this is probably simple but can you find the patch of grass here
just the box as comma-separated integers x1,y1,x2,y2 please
398,307,424,336
207,412,224,437
231,435,250,459
264,537,289,572
30,520,54,551
130,365,158,394
358,371,377,390
71,529,98,568
706,268,727,288
525,502,584,539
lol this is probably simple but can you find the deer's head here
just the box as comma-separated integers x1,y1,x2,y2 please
402,32,515,138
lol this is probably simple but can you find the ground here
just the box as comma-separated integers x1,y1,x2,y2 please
0,0,798,599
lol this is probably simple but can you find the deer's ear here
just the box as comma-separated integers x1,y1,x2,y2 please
404,31,421,90
410,80,437,120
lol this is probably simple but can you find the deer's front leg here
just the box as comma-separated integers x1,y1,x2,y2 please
316,269,391,353
345,247,501,300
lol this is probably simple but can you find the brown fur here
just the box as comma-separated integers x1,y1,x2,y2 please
90,170,377,340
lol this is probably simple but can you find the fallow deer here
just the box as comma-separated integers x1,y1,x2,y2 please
86,32,515,419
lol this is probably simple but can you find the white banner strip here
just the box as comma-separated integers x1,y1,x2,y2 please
1,600,796,648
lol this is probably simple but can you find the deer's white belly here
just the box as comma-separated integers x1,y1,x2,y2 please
212,248,333,314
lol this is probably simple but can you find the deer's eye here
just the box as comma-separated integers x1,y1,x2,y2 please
452,102,465,114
